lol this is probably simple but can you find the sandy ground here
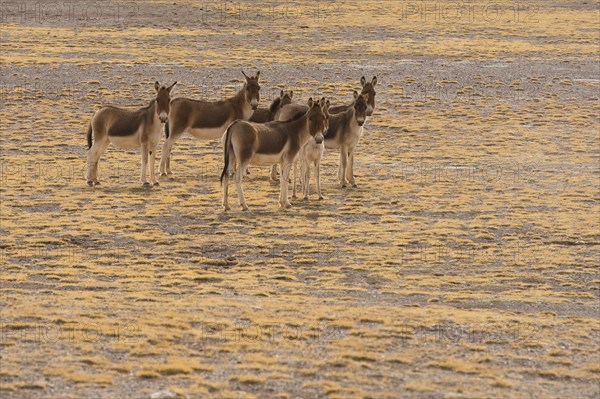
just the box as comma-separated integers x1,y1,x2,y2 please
0,1,599,398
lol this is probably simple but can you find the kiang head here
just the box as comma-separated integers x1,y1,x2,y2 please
242,70,261,110
352,91,369,127
360,76,377,116
154,81,177,123
307,96,330,144
280,90,293,108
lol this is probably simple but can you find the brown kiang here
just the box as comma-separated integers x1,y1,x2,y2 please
86,81,176,187
221,97,330,211
160,71,261,176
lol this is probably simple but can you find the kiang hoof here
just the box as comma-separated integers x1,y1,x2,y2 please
87,180,94,186
160,172,167,177
303,197,309,201
223,205,231,212
153,182,160,186
241,206,249,211
352,184,358,188
341,183,347,188
318,196,324,200
143,182,151,187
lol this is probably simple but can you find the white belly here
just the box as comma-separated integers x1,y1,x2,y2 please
324,137,338,150
250,152,282,166
188,125,230,141
109,134,140,150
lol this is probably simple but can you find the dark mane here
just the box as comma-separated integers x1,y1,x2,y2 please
281,108,307,123
264,108,307,127
104,99,155,112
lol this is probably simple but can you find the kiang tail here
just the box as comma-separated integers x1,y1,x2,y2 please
86,122,92,149
220,121,238,184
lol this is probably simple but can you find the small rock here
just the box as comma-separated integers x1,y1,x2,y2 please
150,390,179,399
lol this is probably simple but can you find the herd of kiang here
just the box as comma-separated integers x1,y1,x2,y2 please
86,71,377,210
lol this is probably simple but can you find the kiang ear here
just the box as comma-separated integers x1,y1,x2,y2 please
353,90,359,100
289,90,293,98
280,90,284,97
323,100,331,112
155,81,161,92
255,71,260,80
371,76,378,86
168,81,177,93
307,97,314,108
241,70,250,81
320,97,326,105
360,76,367,87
